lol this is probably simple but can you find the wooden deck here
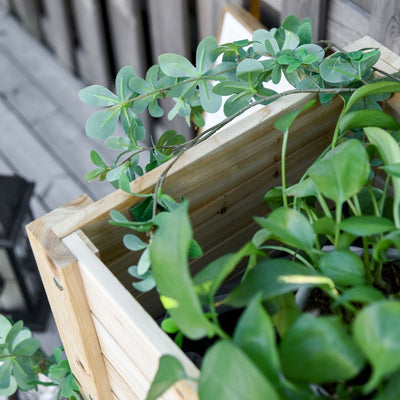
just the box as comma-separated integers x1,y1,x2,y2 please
0,3,116,219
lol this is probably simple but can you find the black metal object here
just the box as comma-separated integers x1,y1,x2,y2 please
0,175,49,331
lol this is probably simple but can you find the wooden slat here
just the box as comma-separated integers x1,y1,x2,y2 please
351,0,374,13
105,0,146,77
8,0,42,37
325,0,370,47
196,0,243,39
281,0,328,40
369,0,400,54
40,0,75,70
63,231,199,399
70,0,112,86
26,195,114,400
147,0,190,60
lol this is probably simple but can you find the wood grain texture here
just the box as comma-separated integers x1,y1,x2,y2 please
26,195,114,400
64,231,199,400
41,0,75,70
70,0,111,86
281,0,328,40
369,0,400,55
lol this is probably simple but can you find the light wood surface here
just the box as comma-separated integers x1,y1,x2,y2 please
26,195,114,400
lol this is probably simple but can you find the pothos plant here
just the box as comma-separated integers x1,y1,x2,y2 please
77,14,400,400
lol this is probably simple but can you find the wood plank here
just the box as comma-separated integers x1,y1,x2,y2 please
104,358,139,400
281,0,328,41
196,0,243,39
105,0,146,77
147,0,190,59
351,0,374,13
8,0,42,37
70,0,112,86
326,0,370,46
369,0,400,54
63,231,199,399
0,98,87,212
41,0,75,70
26,196,114,400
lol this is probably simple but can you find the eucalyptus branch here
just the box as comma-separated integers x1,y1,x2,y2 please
372,66,400,82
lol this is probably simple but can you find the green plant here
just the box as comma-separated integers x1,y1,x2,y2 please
77,14,400,400
0,315,80,399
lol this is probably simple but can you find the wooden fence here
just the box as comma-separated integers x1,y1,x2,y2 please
5,0,399,88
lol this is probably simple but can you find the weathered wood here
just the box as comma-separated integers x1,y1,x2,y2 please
325,0,370,46
369,0,400,54
70,0,112,86
281,0,328,40
41,0,75,71
196,0,243,39
8,0,42,37
105,0,147,77
26,195,114,400
351,0,374,13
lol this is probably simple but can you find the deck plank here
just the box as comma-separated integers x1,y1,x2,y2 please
0,5,117,217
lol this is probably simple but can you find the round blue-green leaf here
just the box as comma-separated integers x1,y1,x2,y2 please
320,249,366,286
115,65,136,100
158,53,197,77
79,85,119,106
123,234,148,251
320,56,358,84
280,314,365,383
85,108,120,139
236,59,264,86
199,341,280,400
353,300,400,393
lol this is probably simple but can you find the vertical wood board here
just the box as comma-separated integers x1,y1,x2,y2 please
26,195,113,400
70,0,111,86
41,0,75,70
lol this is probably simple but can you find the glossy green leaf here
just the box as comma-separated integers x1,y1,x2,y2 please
194,242,259,305
188,239,203,259
280,314,365,383
339,109,400,134
255,207,315,252
332,286,385,308
273,99,315,134
320,250,366,286
199,341,280,400
159,53,197,77
150,202,215,339
372,370,400,400
233,294,280,382
145,355,188,400
307,139,370,205
381,163,400,178
156,130,185,156
353,300,400,393
224,258,332,308
312,217,336,236
339,215,396,236
85,108,120,139
79,85,119,106
365,127,400,227
344,81,400,113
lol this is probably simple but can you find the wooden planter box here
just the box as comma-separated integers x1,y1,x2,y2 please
27,37,400,400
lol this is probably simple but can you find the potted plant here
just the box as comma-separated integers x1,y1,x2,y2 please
26,14,400,400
